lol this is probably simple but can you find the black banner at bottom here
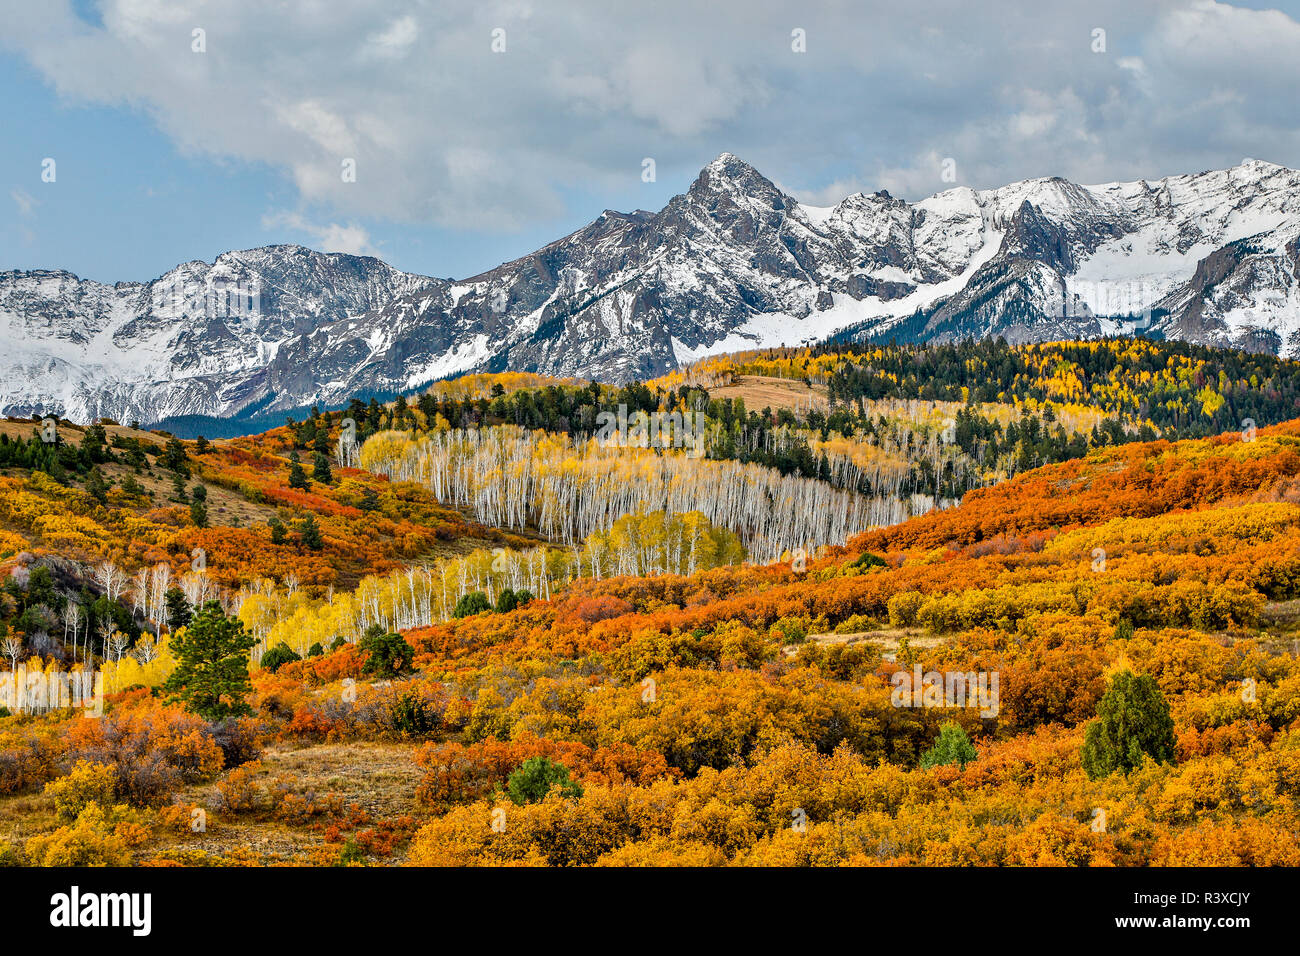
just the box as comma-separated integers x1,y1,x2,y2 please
0,865,1281,944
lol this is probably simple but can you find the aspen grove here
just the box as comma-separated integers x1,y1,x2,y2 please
359,426,893,565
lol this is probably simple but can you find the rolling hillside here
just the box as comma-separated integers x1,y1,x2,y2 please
1,346,1298,866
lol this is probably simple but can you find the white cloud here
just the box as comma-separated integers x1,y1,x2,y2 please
783,176,874,207
362,15,419,60
261,211,379,257
11,188,38,218
312,223,379,257
11,188,39,245
4,0,1299,240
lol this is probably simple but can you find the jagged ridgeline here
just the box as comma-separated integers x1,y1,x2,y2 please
12,157,1300,430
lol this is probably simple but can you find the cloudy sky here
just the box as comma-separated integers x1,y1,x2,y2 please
3,0,1300,283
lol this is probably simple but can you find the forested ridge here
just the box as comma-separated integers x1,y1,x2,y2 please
312,338,1300,503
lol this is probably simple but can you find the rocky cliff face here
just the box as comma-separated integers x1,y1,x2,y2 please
5,154,1300,425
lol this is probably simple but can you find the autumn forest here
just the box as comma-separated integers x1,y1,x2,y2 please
2,337,1300,870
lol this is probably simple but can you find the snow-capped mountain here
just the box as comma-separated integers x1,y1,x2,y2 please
0,246,439,424
888,159,1300,354
5,153,1300,426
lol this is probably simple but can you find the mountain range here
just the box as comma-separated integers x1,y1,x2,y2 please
4,152,1300,428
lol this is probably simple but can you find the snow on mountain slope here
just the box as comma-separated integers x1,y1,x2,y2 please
4,154,1300,426
0,246,440,423
844,158,1300,349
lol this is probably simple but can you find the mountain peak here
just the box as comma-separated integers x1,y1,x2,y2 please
1229,158,1295,184
697,152,771,184
688,152,784,208
706,150,747,170
8,156,1300,426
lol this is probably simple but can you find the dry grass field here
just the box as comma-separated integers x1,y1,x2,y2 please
705,374,829,414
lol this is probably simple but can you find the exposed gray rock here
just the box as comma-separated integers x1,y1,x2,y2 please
5,154,1300,425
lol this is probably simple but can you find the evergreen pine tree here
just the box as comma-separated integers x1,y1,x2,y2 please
298,513,323,550
84,467,109,504
312,452,333,484
287,451,310,490
161,436,190,476
1081,670,1176,779
163,600,256,720
919,722,978,769
165,587,193,632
